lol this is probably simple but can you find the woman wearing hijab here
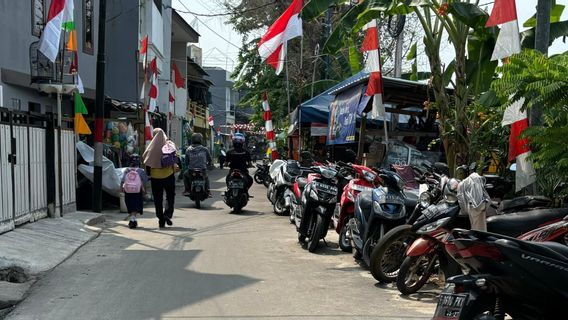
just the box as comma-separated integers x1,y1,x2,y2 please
142,128,177,228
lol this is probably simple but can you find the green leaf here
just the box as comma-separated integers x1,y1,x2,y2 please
387,3,414,15
323,4,366,54
523,4,565,28
301,0,340,21
466,34,498,95
448,3,489,29
443,60,455,87
521,20,568,49
477,90,500,108
409,0,430,6
348,41,362,74
406,42,417,60
410,61,418,81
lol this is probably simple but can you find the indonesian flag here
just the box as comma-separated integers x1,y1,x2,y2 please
39,0,74,62
208,115,215,127
148,73,158,112
502,97,536,192
361,20,385,119
486,0,521,61
258,0,303,75
168,91,175,120
172,62,185,89
144,108,152,144
262,93,278,160
140,35,148,67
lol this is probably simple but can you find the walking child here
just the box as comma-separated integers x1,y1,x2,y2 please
122,154,149,229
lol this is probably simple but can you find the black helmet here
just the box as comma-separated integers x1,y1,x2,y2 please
129,154,141,166
191,133,204,145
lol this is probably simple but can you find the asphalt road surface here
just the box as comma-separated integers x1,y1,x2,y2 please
7,168,437,320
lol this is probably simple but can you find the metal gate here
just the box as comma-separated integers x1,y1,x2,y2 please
0,109,75,234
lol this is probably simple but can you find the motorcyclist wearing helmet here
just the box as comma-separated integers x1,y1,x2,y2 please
183,133,212,197
225,134,253,190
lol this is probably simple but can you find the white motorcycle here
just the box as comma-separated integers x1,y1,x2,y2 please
267,160,301,216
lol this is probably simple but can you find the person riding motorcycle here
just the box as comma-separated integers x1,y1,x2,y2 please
183,133,212,197
225,134,253,191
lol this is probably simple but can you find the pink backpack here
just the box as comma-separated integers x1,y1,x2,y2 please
123,169,143,193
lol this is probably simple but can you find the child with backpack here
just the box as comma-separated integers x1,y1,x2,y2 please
122,154,149,229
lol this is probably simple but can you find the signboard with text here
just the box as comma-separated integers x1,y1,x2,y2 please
327,86,362,145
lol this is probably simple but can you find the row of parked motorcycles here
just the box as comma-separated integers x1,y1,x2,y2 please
256,159,568,320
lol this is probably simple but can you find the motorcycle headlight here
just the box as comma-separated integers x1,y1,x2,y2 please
362,170,377,183
419,192,431,208
448,178,459,192
321,168,337,179
309,189,318,200
417,217,451,234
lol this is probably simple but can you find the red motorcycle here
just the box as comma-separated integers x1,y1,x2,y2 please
332,163,381,252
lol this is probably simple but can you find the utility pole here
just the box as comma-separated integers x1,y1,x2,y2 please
394,31,404,78
531,0,551,128
93,0,107,213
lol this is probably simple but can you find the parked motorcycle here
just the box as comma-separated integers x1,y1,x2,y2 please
349,168,407,266
270,160,301,216
333,163,380,252
254,161,270,187
267,159,286,204
185,169,208,209
294,165,340,253
223,169,249,213
433,228,568,320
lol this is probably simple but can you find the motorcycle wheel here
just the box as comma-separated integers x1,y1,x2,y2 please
195,199,201,209
273,197,289,215
298,233,306,244
338,224,353,253
396,254,438,295
234,205,242,214
254,173,263,184
308,214,326,253
263,179,270,188
370,224,416,283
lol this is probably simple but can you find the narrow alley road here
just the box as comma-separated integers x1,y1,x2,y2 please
7,168,436,320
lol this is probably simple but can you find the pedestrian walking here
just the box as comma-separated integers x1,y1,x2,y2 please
142,128,178,228
219,144,226,169
121,154,148,229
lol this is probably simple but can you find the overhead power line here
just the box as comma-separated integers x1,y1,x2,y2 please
167,1,277,17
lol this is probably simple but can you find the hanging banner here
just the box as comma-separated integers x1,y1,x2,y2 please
310,123,328,136
327,85,362,145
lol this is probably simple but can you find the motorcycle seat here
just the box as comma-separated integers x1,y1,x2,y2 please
487,208,568,238
297,177,307,188
499,196,551,213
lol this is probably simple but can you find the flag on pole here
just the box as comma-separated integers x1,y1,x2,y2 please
262,93,278,160
208,115,215,127
67,30,78,74
486,0,521,61
140,35,148,67
168,91,175,120
501,97,536,192
361,20,386,119
77,74,84,93
149,57,159,74
258,0,303,75
39,0,74,62
144,109,153,143
74,92,91,135
148,58,159,112
172,62,185,88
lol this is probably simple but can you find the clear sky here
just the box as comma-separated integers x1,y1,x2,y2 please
174,0,568,73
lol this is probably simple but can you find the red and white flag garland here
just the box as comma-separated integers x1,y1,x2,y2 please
361,20,386,119
148,57,159,112
258,0,303,75
486,0,521,61
501,98,535,192
263,93,278,160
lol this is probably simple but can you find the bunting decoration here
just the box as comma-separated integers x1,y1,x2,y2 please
486,0,521,61
361,20,385,119
74,92,91,135
262,93,278,160
258,0,303,75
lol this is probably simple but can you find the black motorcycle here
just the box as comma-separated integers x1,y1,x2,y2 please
254,162,270,188
223,170,249,213
434,228,568,320
294,165,339,253
186,169,208,209
349,169,407,266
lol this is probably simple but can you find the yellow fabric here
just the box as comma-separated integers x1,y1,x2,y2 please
75,113,92,135
67,30,77,51
151,166,174,179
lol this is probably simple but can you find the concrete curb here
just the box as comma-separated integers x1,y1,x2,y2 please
0,212,106,316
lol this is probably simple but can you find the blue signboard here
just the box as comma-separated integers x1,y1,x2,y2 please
327,85,363,145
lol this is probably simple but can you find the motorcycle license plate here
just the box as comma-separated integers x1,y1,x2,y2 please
229,181,244,189
432,293,469,320
192,180,205,187
313,182,338,195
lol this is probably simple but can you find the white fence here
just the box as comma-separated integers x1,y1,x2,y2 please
0,114,75,235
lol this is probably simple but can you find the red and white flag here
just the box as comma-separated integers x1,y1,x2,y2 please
361,20,385,119
208,115,215,127
168,91,175,120
258,0,303,75
486,0,521,61
140,35,148,67
148,73,158,112
39,0,74,62
262,93,278,160
502,97,536,192
144,108,152,144
172,62,185,89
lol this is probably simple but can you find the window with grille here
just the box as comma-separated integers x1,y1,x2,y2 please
83,0,94,54
32,0,45,37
